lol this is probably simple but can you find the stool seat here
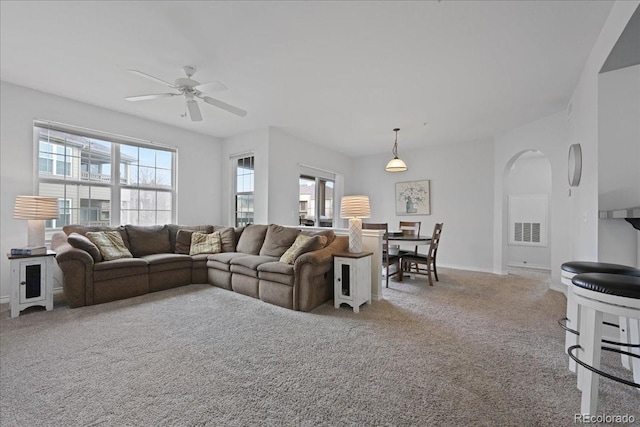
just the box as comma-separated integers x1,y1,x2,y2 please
572,273,640,299
562,261,640,276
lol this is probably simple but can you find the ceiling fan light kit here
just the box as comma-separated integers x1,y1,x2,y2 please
385,128,407,172
125,65,247,121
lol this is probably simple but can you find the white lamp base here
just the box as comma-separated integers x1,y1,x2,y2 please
348,218,363,253
27,219,46,247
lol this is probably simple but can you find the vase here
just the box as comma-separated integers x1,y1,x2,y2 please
406,198,417,214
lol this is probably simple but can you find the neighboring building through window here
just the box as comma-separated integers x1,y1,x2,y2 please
234,155,254,227
35,122,176,237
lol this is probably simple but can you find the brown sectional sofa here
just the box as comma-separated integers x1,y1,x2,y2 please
51,223,348,312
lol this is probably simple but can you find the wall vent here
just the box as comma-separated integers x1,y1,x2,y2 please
514,222,541,243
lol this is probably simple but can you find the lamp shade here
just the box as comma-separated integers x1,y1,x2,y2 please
13,196,59,220
340,195,371,219
385,157,408,172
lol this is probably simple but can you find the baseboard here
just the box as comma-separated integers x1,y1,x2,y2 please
507,262,551,271
437,263,497,275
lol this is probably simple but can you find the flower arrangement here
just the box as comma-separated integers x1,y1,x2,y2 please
398,183,427,203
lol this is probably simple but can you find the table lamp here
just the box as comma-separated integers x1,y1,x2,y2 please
340,195,371,253
13,196,59,247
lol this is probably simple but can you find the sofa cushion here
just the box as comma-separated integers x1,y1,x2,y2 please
86,231,133,261
258,261,294,275
235,224,268,255
260,224,300,258
64,225,130,250
175,229,200,255
142,253,192,265
213,226,237,252
300,229,335,246
296,235,327,262
67,232,103,263
167,224,214,252
230,255,278,270
207,252,251,272
190,231,222,255
125,225,171,257
93,257,148,281
142,253,192,274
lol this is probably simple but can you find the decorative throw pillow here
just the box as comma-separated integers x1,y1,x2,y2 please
190,231,222,255
280,234,312,264
67,232,103,262
86,231,133,261
280,234,327,264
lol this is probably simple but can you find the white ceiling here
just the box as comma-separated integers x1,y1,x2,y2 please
0,1,614,157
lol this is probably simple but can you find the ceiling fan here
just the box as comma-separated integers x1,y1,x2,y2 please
125,66,247,121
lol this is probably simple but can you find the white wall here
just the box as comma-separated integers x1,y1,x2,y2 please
568,1,639,264
352,138,495,273
267,127,353,226
493,111,570,288
506,155,552,269
1,81,223,300
220,126,354,227
598,64,640,266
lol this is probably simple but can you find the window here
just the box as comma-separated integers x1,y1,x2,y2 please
45,198,71,229
39,142,71,177
299,171,334,228
35,122,176,235
233,155,254,227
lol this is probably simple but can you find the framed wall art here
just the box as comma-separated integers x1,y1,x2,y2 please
396,180,430,215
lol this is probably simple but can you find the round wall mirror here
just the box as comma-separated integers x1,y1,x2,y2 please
568,143,582,187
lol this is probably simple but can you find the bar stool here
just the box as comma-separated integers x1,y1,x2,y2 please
568,273,640,415
560,262,640,373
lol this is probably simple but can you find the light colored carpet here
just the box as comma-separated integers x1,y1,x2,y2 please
1,267,638,426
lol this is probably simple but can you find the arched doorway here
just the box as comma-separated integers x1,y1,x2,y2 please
503,150,553,272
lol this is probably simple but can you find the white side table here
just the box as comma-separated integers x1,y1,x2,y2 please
8,251,56,318
334,252,372,313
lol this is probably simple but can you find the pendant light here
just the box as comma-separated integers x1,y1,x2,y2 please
385,128,407,172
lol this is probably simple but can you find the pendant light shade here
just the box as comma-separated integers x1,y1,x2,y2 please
385,128,407,172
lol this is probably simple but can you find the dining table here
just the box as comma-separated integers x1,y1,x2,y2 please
387,232,432,245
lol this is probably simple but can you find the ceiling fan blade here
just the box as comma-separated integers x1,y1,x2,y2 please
128,69,177,88
194,81,228,93
187,99,203,121
125,93,179,102
199,95,247,117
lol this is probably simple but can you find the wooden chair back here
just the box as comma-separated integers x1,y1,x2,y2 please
399,221,421,254
427,223,443,261
399,221,421,237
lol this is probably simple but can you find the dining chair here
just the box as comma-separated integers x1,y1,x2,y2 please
398,221,421,271
400,223,443,286
362,222,401,288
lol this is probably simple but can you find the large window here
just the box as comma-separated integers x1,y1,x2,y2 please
35,122,176,235
234,155,254,227
299,171,334,228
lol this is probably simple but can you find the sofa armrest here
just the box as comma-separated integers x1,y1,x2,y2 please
293,236,348,311
51,233,94,307
294,235,349,269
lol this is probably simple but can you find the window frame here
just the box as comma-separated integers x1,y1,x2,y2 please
34,121,177,237
299,167,335,228
232,154,255,227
